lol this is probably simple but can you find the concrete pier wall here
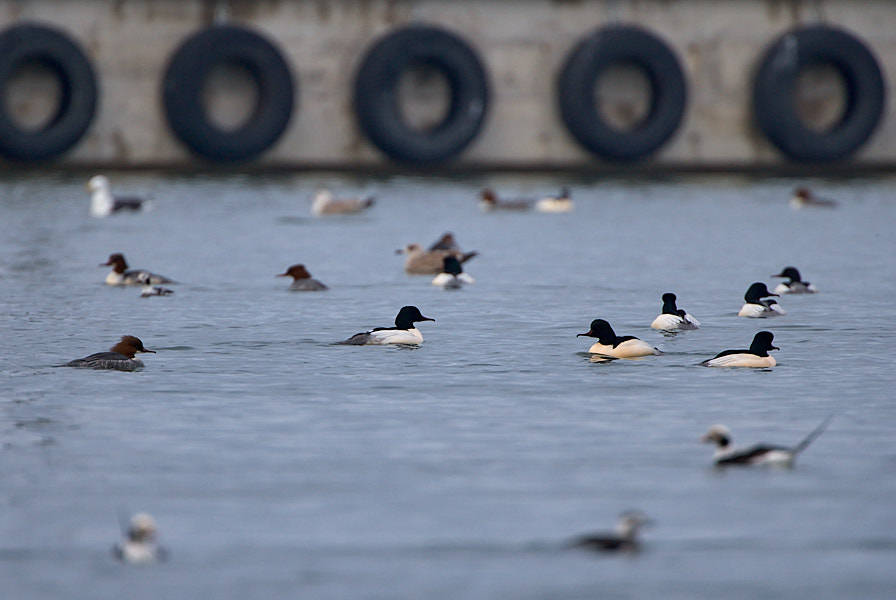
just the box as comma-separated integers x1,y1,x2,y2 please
0,0,893,171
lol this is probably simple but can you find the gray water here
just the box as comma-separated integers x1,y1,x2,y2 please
1,172,895,599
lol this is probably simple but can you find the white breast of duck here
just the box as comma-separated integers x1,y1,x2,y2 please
432,256,474,287
578,319,660,358
535,186,574,213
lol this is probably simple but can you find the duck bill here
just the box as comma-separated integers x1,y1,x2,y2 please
576,331,593,337
140,349,156,354
420,316,435,322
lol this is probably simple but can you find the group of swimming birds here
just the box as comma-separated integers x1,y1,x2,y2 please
82,176,831,561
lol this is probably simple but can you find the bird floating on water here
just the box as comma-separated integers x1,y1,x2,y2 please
701,417,831,467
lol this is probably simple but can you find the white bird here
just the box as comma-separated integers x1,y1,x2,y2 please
700,331,778,368
113,512,167,564
87,175,149,217
577,319,660,358
738,282,785,317
431,255,474,289
311,189,375,216
650,292,700,330
535,186,574,213
772,266,818,294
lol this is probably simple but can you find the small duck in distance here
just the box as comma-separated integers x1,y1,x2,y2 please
432,255,475,289
535,186,574,213
87,175,150,217
397,232,478,274
100,253,177,287
567,511,652,553
738,282,785,317
137,273,174,297
790,186,838,209
700,417,831,467
311,188,375,216
700,331,778,368
772,266,817,294
577,319,660,358
276,264,328,291
478,188,533,211
113,512,167,564
650,292,700,330
337,306,435,346
63,335,155,371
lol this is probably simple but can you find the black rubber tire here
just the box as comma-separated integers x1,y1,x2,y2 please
0,23,98,162
353,25,490,165
557,25,687,162
752,25,885,163
162,25,295,162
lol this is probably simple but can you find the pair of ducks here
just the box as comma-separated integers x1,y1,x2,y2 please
478,187,575,213
61,306,435,370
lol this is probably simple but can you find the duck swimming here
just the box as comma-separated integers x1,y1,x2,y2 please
577,319,660,358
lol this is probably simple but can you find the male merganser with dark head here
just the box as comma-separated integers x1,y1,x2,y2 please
64,335,155,371
137,273,174,297
700,331,778,368
738,282,785,317
397,233,479,274
577,319,660,358
311,189,375,216
87,175,149,217
790,187,838,209
338,306,435,345
567,511,651,553
432,255,474,289
276,264,328,291
650,292,700,330
113,513,167,564
101,253,177,286
535,186,574,213
772,266,817,294
701,417,831,467
478,188,533,211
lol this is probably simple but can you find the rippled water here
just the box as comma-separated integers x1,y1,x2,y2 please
1,172,895,599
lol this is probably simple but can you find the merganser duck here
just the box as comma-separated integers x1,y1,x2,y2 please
577,319,661,358
101,253,177,286
338,306,435,345
772,266,817,294
432,256,474,289
567,511,651,553
790,187,838,209
700,417,831,467
64,335,155,371
650,293,700,330
276,264,328,291
535,186,574,213
396,236,479,274
113,513,167,564
311,189,375,216
87,175,149,217
137,273,174,297
478,188,532,211
738,282,785,317
700,331,778,368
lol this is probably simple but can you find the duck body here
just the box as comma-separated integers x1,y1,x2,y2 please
311,189,375,216
137,273,174,297
101,254,176,286
277,264,328,291
701,331,778,368
701,418,830,467
65,335,155,371
567,511,650,554
738,282,784,317
650,293,700,330
478,188,532,211
790,187,837,209
577,319,660,358
535,187,574,213
432,256,474,288
113,513,167,564
338,306,434,345
772,266,817,294
397,236,478,274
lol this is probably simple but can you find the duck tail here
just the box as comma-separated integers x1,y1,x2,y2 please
793,415,833,455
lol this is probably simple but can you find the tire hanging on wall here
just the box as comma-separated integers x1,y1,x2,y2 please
0,23,98,162
557,25,687,162
162,25,295,162
353,24,490,165
751,25,885,163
